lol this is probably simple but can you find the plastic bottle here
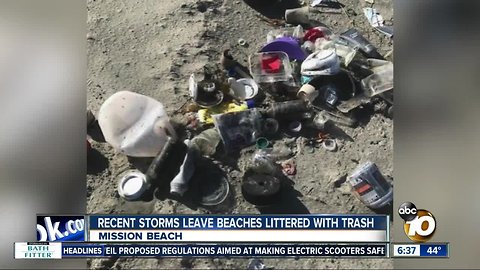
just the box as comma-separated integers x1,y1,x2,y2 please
98,91,176,157
310,110,356,128
292,25,304,40
145,136,176,183
266,100,308,118
254,147,292,163
251,151,278,175
190,128,221,157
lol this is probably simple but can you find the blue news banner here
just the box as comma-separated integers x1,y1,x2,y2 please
89,215,388,230
88,215,389,243
27,214,390,258
60,243,388,258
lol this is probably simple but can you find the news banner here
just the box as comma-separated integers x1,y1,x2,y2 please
14,214,449,259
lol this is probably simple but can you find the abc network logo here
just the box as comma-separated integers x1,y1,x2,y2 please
398,202,436,242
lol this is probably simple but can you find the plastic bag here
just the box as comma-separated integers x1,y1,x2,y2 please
361,59,393,97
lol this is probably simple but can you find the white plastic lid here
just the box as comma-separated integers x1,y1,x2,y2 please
118,170,149,200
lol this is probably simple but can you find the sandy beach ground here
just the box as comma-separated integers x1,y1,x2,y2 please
86,0,393,268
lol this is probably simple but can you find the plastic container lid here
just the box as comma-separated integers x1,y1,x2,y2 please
118,170,149,200
256,137,270,149
322,139,337,151
246,99,255,109
260,37,307,61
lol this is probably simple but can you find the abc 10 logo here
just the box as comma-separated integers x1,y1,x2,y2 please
398,202,436,242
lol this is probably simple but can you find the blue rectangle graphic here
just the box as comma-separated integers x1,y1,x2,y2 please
37,215,85,242
61,243,388,258
419,244,448,257
88,215,388,230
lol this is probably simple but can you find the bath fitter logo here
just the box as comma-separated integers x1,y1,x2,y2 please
14,242,62,259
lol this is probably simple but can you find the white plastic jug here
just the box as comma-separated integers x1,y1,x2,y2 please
98,91,176,157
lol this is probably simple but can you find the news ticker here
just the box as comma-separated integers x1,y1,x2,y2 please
36,214,389,243
14,242,450,259
15,242,388,259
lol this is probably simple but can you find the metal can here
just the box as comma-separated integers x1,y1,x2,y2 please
347,161,392,209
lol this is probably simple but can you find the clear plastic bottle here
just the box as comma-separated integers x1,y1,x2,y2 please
190,128,221,157
292,25,304,40
251,150,277,175
310,110,356,128
254,146,292,163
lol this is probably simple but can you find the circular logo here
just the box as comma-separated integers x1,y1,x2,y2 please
398,202,417,221
403,209,436,242
398,202,436,242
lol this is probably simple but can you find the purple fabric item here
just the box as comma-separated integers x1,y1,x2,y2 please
260,37,307,61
